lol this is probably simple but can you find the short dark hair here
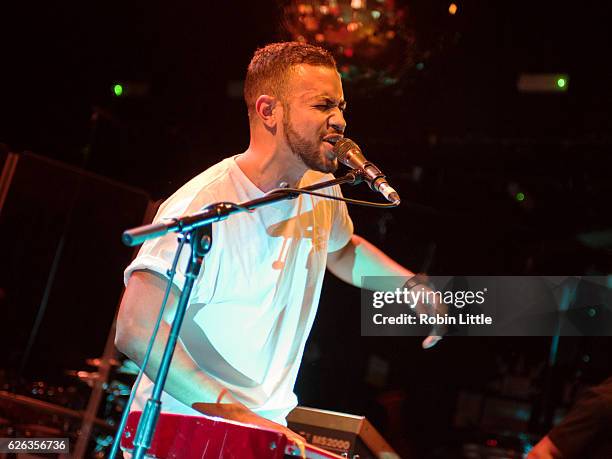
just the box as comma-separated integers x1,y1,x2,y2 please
244,42,337,122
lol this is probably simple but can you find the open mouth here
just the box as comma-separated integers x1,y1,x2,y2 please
322,135,343,146
321,138,340,160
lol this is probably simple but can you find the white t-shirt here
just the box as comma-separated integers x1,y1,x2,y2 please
124,155,353,424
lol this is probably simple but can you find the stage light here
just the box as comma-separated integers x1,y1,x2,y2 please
113,84,124,97
346,22,360,32
517,73,570,93
281,0,416,88
515,192,525,202
110,81,150,98
449,3,458,15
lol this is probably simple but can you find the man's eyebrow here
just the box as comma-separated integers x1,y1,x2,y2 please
309,95,347,108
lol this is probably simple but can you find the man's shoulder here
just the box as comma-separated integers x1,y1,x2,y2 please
182,157,236,192
157,157,236,218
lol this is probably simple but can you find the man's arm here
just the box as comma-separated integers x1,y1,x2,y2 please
115,270,234,408
326,234,414,290
326,234,443,348
115,270,305,442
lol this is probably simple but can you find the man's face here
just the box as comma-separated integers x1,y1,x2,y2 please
281,64,347,173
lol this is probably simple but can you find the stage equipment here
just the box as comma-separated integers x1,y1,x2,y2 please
287,406,399,459
0,388,113,454
121,411,347,459
0,390,111,430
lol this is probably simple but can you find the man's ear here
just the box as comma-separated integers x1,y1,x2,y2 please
255,95,279,128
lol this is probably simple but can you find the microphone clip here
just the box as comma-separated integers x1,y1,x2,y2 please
345,170,366,186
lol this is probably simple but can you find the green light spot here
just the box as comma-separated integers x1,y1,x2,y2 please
113,84,124,97
416,62,425,71
515,192,525,202
557,78,566,88
371,10,381,19
582,354,590,363
588,307,597,317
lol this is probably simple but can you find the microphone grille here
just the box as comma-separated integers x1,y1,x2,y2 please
333,137,360,163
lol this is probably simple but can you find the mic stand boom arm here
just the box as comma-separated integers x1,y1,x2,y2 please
122,172,361,247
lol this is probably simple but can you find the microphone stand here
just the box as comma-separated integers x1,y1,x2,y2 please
118,172,361,459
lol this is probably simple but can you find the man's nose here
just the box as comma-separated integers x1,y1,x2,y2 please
329,109,346,133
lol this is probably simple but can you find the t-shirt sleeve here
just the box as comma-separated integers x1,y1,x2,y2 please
327,184,354,253
123,187,216,291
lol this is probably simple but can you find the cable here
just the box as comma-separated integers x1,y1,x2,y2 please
214,202,254,213
264,187,400,208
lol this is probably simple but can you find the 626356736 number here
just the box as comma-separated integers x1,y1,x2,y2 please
0,438,69,454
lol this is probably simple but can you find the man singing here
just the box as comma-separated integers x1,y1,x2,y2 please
115,41,440,445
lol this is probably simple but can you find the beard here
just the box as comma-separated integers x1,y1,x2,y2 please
282,108,338,174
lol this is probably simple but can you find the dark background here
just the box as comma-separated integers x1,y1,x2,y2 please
1,1,611,457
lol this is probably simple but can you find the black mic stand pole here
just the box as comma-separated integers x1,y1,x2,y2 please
131,224,211,459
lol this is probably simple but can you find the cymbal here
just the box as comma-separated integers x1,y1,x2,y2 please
0,391,112,429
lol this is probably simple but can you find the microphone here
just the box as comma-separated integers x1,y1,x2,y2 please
333,138,401,205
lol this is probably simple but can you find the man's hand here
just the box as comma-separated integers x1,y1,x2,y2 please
326,235,448,349
192,402,307,456
405,279,447,349
422,335,443,349
240,412,307,453
119,272,307,454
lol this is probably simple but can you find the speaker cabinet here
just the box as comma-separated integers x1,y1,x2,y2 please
0,151,151,380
